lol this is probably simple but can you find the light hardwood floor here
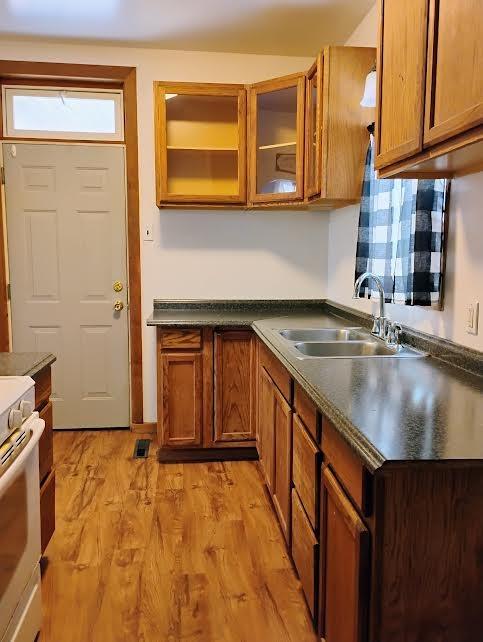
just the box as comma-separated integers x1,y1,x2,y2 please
40,430,318,642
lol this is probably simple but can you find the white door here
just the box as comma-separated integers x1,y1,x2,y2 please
3,143,130,429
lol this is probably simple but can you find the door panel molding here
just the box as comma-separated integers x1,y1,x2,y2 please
0,61,143,424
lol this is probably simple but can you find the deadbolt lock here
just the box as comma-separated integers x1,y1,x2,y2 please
114,300,124,312
113,281,123,292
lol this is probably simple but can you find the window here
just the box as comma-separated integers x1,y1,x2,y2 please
2,86,124,141
355,133,448,307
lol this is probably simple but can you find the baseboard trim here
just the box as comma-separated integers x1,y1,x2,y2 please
158,446,259,463
131,422,156,434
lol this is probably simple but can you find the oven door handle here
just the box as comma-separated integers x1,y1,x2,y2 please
0,413,45,495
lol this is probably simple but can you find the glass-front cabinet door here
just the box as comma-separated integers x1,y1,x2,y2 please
305,54,323,199
248,74,306,204
154,83,246,205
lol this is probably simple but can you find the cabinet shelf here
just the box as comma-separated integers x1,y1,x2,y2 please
167,145,239,152
258,141,297,151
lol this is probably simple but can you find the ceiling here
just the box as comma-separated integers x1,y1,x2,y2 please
0,0,374,56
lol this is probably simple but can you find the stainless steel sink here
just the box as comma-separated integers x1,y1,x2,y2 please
293,341,425,359
279,328,364,342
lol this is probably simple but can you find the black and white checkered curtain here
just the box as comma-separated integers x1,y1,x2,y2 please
355,134,448,307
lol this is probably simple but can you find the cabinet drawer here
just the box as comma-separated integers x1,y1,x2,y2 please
293,413,321,530
321,418,371,514
294,384,318,441
258,340,292,403
40,469,55,554
159,329,202,350
38,401,53,485
292,488,318,620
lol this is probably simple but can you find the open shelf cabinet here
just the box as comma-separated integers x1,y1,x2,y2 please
154,82,247,205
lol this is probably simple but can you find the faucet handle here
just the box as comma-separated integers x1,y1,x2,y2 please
371,315,381,336
386,322,402,346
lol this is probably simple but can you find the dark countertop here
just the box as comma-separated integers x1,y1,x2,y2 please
0,352,56,378
147,300,483,472
147,299,326,327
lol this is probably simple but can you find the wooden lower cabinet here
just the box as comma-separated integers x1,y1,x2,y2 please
159,352,203,447
32,365,55,555
214,330,256,442
254,338,483,641
256,358,292,543
292,488,319,620
272,385,292,542
157,326,257,456
320,467,370,642
40,469,56,554
257,366,275,489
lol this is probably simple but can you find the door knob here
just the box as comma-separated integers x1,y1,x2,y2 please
114,300,124,312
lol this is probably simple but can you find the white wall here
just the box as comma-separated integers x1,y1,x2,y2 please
0,38,326,420
329,3,483,352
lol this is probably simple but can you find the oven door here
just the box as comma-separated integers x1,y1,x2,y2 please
0,413,44,640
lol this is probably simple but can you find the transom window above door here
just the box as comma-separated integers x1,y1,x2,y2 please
2,86,124,141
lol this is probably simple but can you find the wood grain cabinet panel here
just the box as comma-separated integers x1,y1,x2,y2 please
375,0,429,168
321,418,368,514
272,385,293,543
424,0,483,146
159,329,201,350
292,413,321,530
258,366,275,491
40,469,55,554
292,488,319,621
154,82,247,206
159,352,203,447
38,401,53,485
248,73,306,205
321,467,370,642
214,330,256,442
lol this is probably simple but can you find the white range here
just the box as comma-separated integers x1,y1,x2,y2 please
0,376,45,642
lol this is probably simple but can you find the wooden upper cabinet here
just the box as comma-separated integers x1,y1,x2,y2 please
214,330,256,442
306,47,376,207
305,55,323,199
424,0,483,146
320,467,370,642
375,0,429,169
248,73,306,204
376,0,483,177
154,82,247,206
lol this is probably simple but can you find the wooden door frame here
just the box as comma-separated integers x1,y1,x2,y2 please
0,60,144,426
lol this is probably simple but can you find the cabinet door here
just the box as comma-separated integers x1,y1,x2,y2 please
214,330,256,442
305,55,323,199
321,467,370,642
424,0,483,146
272,386,293,543
159,352,203,447
154,82,247,205
375,0,429,169
258,366,275,491
292,488,319,620
248,73,305,204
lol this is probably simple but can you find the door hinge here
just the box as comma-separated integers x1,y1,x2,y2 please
6,283,11,301
0,167,4,185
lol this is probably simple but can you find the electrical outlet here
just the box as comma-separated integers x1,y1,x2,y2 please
143,222,153,242
466,301,479,335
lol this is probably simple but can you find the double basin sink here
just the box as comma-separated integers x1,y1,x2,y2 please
278,328,425,359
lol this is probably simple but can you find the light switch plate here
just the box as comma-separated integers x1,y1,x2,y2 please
466,301,479,335
143,222,153,242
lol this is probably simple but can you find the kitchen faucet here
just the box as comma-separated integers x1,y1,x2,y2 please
353,271,389,339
